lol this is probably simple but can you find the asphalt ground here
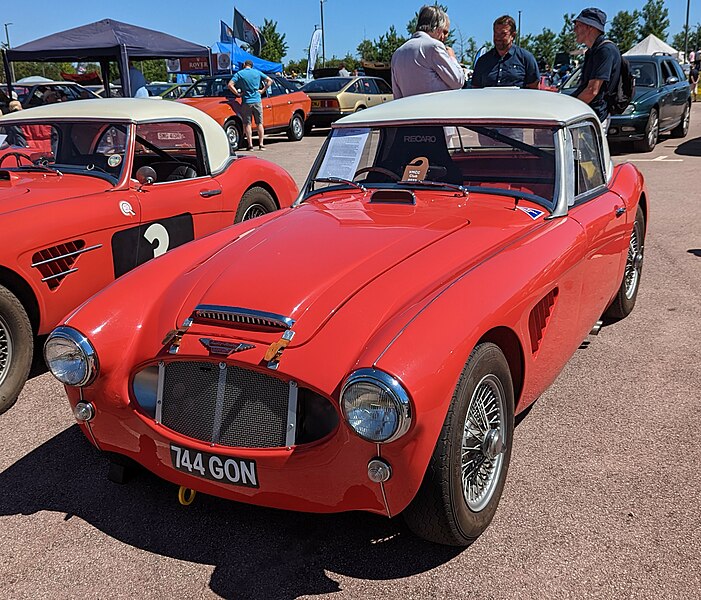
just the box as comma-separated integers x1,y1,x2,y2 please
1,107,700,600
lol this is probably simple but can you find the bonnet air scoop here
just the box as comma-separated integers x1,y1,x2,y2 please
192,305,295,331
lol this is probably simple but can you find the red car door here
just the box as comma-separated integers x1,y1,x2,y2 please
126,122,224,275
566,122,628,334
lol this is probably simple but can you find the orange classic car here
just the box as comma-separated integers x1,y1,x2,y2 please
0,98,298,414
46,89,647,545
178,75,311,151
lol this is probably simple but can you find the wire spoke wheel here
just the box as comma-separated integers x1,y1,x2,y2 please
241,203,267,221
461,373,506,512
0,314,12,388
624,218,642,299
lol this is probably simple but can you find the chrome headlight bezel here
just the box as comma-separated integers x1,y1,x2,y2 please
44,326,98,387
340,368,412,443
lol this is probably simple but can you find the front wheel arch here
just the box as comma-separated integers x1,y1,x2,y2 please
0,266,40,335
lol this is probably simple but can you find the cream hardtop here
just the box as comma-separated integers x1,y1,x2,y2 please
0,98,231,172
335,88,598,128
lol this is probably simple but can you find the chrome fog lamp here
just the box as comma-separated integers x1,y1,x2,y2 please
44,326,98,387
74,402,95,422
341,368,411,443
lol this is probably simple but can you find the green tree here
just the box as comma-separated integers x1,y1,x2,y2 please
521,28,557,67
672,23,701,55
609,10,640,53
325,53,359,71
556,13,577,55
284,57,308,77
356,39,378,62
12,61,77,81
638,0,669,42
257,19,288,63
453,26,478,65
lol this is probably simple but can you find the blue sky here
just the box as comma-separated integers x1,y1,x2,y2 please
3,1,698,62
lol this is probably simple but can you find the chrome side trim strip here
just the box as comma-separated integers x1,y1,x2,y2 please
155,361,165,424
31,244,102,267
40,268,79,282
210,362,228,445
286,381,298,447
193,305,295,330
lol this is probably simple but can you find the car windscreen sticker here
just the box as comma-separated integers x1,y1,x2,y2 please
107,154,122,168
516,206,545,220
317,128,370,181
111,213,194,278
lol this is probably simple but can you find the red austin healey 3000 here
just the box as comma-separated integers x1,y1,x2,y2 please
46,89,647,545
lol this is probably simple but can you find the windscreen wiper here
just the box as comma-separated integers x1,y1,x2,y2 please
313,177,367,192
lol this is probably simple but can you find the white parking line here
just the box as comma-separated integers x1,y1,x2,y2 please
626,155,684,162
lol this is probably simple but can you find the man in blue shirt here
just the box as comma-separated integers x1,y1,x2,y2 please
227,60,272,150
572,8,621,128
471,15,539,89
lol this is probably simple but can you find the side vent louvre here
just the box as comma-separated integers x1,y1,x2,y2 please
528,288,559,354
32,240,86,290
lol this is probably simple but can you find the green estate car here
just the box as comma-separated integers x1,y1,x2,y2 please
561,54,691,152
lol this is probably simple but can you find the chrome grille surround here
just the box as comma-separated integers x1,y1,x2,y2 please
192,305,295,331
155,361,297,449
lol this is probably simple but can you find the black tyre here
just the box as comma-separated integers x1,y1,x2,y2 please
633,108,659,152
287,113,305,141
224,120,243,152
403,343,515,546
604,205,645,321
234,186,277,222
671,102,691,138
0,285,33,415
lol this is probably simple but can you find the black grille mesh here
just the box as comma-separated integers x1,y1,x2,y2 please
161,362,289,448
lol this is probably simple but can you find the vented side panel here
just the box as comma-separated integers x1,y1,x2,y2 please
528,288,559,354
32,240,86,290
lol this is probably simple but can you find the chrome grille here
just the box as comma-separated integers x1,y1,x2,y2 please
160,361,291,448
192,305,294,331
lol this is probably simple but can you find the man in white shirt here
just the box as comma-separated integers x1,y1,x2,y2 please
391,5,465,99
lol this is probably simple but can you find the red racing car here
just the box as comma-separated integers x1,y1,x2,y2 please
45,89,647,545
0,98,297,413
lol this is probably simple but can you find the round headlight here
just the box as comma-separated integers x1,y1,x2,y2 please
44,326,98,387
341,368,411,443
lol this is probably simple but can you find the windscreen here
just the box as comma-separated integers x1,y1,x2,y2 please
307,124,558,209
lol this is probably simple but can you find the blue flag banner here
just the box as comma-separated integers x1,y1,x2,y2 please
220,21,234,44
232,8,265,55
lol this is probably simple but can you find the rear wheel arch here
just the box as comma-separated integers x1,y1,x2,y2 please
477,326,524,410
637,192,648,234
0,267,40,335
245,181,280,209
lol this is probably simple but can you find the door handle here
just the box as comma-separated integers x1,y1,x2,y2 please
615,206,625,217
200,189,222,198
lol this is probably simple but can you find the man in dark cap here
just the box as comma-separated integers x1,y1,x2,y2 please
572,7,621,128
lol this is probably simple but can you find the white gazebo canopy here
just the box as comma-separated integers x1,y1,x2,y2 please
624,34,681,60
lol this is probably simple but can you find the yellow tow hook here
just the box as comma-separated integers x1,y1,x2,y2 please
178,486,197,506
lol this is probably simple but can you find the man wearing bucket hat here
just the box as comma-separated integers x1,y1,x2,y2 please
572,7,621,128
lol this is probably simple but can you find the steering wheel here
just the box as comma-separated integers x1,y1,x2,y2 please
353,166,400,181
0,151,34,168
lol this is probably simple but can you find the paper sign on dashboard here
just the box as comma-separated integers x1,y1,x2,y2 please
317,128,370,181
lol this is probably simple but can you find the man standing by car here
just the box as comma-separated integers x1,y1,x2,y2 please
228,60,272,150
391,5,465,99
572,8,621,129
471,15,539,89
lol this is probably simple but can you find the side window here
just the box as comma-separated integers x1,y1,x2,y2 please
660,61,673,83
346,81,362,94
363,79,380,94
570,122,605,198
268,80,285,97
134,122,206,180
375,79,392,94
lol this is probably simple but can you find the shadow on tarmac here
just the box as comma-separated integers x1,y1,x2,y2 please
688,249,701,257
0,425,462,599
674,136,701,156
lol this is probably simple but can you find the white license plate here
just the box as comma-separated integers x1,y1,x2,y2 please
170,444,258,488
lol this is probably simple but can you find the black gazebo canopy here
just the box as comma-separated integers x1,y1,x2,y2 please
3,19,212,96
